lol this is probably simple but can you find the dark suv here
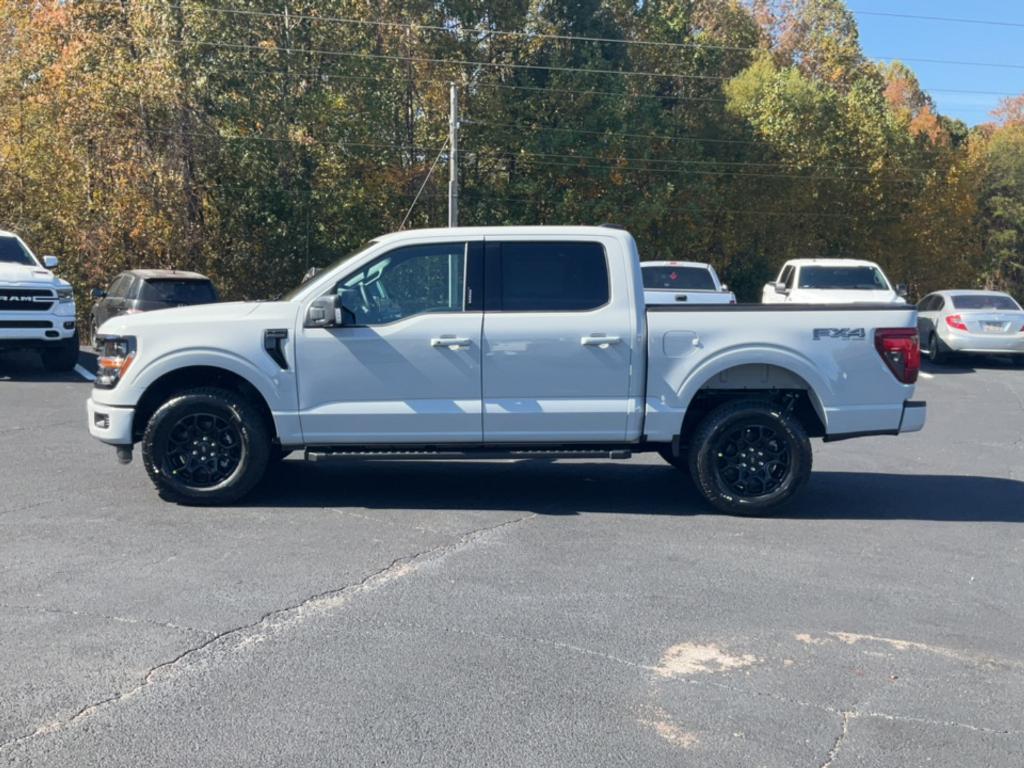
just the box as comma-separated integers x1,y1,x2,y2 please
89,270,218,347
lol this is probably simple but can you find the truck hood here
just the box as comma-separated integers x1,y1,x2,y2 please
0,262,70,289
788,288,904,304
97,300,300,337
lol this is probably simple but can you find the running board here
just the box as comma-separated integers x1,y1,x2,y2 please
304,447,633,462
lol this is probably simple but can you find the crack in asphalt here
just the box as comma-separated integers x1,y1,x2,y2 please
819,710,851,768
0,603,212,637
0,512,537,755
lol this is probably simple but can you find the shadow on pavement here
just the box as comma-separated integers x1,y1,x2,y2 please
247,460,1024,522
922,356,1023,375
0,347,96,383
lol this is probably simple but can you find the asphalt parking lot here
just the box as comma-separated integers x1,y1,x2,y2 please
0,348,1022,767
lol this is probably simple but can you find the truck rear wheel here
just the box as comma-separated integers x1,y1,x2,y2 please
40,330,80,372
141,387,270,505
688,400,811,515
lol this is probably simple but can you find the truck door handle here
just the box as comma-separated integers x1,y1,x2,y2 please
581,335,622,348
430,337,471,349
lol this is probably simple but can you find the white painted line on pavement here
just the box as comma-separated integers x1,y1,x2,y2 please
74,364,96,382
918,371,934,380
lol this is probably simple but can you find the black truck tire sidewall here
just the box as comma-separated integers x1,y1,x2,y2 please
688,400,811,515
142,388,270,505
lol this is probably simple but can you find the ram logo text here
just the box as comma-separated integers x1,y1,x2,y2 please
813,328,866,341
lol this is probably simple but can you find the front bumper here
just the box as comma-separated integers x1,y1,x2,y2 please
87,397,135,445
0,315,77,346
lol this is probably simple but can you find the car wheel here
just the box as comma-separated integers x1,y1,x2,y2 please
657,445,687,471
928,333,947,364
141,387,270,505
688,399,811,515
40,330,80,372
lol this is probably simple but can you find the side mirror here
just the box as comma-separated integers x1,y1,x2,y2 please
91,288,107,300
42,255,58,269
305,294,342,328
896,283,909,299
774,281,789,295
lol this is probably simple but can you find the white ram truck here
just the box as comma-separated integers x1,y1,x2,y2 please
87,226,925,513
0,230,79,371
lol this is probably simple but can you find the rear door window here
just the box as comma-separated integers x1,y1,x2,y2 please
492,242,609,311
139,279,218,305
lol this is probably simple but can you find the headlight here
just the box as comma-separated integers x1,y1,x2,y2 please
56,287,74,303
95,336,136,389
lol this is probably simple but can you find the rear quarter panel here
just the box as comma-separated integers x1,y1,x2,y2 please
644,305,920,442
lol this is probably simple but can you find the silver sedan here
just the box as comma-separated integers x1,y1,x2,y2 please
917,290,1024,364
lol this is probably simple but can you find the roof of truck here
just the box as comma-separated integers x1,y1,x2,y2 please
783,258,881,268
124,269,211,281
374,226,635,245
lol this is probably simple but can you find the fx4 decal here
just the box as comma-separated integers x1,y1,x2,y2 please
813,328,866,341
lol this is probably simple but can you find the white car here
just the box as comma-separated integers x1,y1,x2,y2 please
916,290,1024,364
762,259,906,305
641,260,736,305
87,226,925,514
0,230,79,371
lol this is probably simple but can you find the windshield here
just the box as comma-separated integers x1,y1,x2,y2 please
140,279,218,305
642,266,717,291
798,265,889,291
951,294,1021,311
281,240,379,300
0,236,37,267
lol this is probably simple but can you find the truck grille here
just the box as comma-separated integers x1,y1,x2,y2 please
0,288,55,312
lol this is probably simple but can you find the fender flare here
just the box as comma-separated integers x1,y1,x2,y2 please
677,345,835,429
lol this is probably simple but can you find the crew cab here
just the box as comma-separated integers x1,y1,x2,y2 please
87,227,925,514
763,258,907,305
0,230,79,371
641,260,736,305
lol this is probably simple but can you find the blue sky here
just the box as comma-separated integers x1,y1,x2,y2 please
849,0,1023,125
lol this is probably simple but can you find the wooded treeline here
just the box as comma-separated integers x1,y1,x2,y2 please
1,0,1022,303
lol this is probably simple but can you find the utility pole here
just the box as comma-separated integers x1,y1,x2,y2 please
448,82,458,228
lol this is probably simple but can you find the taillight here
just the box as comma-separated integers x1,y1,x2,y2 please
946,314,968,331
875,328,920,384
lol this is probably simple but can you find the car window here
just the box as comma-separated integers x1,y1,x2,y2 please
642,266,716,291
0,236,37,267
140,279,218,305
780,265,794,288
496,242,609,312
335,242,466,325
951,294,1021,311
798,266,889,290
107,275,130,298
917,295,935,312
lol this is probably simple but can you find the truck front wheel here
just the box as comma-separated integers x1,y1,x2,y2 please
688,400,811,515
141,387,270,505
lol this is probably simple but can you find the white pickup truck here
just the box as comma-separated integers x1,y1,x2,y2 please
0,230,79,371
763,258,907,305
87,226,925,513
641,260,736,305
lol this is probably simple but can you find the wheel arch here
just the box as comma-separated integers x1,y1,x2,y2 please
132,365,278,444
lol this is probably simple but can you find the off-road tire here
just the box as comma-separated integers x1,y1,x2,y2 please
141,387,270,505
688,399,812,515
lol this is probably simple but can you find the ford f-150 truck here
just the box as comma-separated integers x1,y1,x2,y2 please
87,226,925,513
1,230,79,371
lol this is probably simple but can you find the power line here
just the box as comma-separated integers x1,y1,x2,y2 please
850,8,1024,29
90,1,1024,71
